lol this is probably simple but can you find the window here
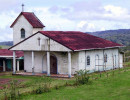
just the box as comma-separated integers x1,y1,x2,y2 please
87,56,90,65
104,54,107,62
21,28,25,38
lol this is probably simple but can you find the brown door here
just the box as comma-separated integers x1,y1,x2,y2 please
50,55,57,74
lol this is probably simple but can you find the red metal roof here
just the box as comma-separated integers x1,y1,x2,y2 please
9,31,123,51
39,31,123,51
0,49,23,58
10,12,45,28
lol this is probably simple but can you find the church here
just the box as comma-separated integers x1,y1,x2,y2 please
9,11,123,77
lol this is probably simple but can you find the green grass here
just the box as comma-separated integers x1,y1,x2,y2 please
0,45,10,49
20,68,130,100
0,73,73,99
0,67,130,100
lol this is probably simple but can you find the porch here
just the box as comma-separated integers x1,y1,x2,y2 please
13,72,74,78
12,51,73,78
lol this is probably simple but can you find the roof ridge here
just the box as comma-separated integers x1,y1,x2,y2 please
32,12,45,27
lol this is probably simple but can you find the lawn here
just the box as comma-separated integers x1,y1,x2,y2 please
0,66,130,100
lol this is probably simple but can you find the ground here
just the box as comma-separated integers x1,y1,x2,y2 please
0,66,130,100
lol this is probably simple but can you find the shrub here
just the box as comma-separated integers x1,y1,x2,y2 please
74,70,90,85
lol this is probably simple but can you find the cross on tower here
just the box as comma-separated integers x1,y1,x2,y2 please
22,4,24,12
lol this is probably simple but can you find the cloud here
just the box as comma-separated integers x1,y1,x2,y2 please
53,0,130,23
27,7,76,31
0,26,13,42
0,0,21,13
1,0,130,42
77,21,96,32
49,6,59,13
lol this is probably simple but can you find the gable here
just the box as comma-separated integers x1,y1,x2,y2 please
10,33,71,52
13,15,33,30
10,12,45,28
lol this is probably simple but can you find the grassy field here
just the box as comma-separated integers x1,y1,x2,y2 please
0,66,130,100
20,67,130,100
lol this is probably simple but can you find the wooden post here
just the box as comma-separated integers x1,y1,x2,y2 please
3,60,6,71
68,52,71,78
13,51,16,74
47,51,50,76
17,60,19,71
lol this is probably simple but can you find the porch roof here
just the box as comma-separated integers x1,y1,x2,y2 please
0,49,23,58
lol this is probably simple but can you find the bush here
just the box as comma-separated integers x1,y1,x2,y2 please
74,70,90,85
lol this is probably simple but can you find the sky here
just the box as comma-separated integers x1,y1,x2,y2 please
0,0,130,42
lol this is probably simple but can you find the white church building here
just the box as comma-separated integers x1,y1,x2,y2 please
9,12,123,77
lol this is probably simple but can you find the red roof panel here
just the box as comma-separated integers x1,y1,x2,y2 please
39,31,123,51
10,12,45,28
0,49,23,58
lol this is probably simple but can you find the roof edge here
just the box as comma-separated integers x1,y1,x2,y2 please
74,46,125,51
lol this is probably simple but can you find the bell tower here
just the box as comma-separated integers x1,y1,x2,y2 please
10,6,45,45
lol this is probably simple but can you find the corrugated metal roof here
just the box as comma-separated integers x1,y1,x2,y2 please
39,31,123,50
0,49,23,58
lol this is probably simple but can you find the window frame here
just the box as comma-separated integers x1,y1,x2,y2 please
86,56,90,65
21,28,25,38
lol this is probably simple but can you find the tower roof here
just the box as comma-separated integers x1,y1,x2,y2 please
10,12,45,28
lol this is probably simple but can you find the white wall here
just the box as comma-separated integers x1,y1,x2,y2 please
24,48,123,74
78,48,122,72
24,51,79,74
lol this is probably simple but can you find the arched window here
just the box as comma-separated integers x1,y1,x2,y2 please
87,56,90,65
21,29,25,38
104,54,107,62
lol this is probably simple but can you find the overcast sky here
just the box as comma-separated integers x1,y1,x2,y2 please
0,0,130,42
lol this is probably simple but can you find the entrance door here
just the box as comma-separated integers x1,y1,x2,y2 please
50,55,57,74
95,55,99,71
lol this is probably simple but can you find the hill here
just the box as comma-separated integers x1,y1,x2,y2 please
0,41,13,46
86,29,130,46
0,41,13,49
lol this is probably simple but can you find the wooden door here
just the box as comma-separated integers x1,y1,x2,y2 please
50,55,57,74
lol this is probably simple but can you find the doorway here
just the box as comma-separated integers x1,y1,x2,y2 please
50,55,57,74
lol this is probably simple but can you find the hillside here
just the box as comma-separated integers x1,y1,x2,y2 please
86,29,130,46
0,41,13,46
